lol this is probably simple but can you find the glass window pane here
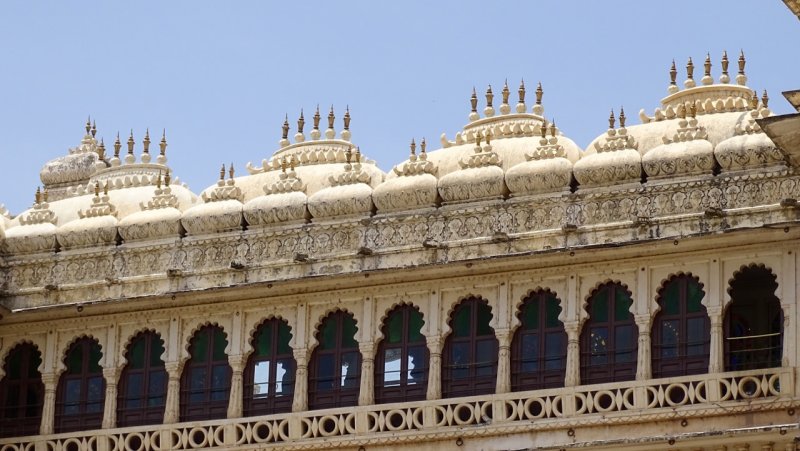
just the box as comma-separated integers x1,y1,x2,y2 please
386,311,403,344
383,348,402,385
126,373,143,404
211,365,229,390
87,376,104,402
545,296,562,328
150,337,165,368
129,338,146,369
544,332,565,370
341,316,359,349
320,319,336,351
316,354,334,391
589,328,608,365
29,350,43,378
450,342,470,379
687,317,707,356
277,322,293,355
407,309,425,342
7,351,21,379
88,343,103,373
255,324,273,357
148,370,166,403
660,320,678,358
275,359,294,395
476,303,494,336
189,367,207,402
66,348,82,375
662,281,680,315
687,280,705,313
522,298,540,331
253,360,270,396
212,330,228,362
192,332,208,363
64,379,81,414
476,340,496,377
407,345,426,384
591,290,608,322
452,304,471,337
615,325,635,363
521,333,540,372
341,352,359,388
614,290,632,322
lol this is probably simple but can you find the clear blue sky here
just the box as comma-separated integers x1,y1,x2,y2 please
0,1,798,215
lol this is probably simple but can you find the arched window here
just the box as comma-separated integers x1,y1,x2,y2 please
309,311,360,410
580,283,637,384
55,338,105,433
511,290,567,391
180,325,231,421
375,305,428,404
442,297,498,398
0,343,43,438
652,275,709,378
725,265,783,371
117,331,167,427
244,319,295,416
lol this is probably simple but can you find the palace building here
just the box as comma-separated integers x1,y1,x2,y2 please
1,43,800,451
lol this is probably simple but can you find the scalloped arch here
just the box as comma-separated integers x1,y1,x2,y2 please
510,287,563,334
56,334,103,377
441,295,494,341
180,321,230,368
117,327,168,372
0,339,45,379
375,302,426,348
244,315,292,362
724,263,780,311
309,307,359,355
579,280,633,329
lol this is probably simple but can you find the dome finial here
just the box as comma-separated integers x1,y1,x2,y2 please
669,60,677,85
281,114,289,140
549,119,556,138
127,130,135,160
762,90,769,108
97,138,106,160
328,105,335,130
345,146,352,164
684,57,696,88
313,105,321,130
156,171,162,189
280,157,287,173
410,138,416,156
43,187,48,203
500,80,511,114
750,90,759,110
297,109,305,134
343,106,351,131
114,132,121,158
518,79,526,103
354,147,361,164
164,170,171,186
619,107,626,128
229,163,235,179
34,186,41,205
85,117,91,134
470,87,478,113
159,129,167,156
535,82,543,105
736,50,747,85
608,109,616,129
219,163,226,181
143,128,151,154
702,53,713,86
420,137,426,154
485,85,494,108
91,120,97,138
540,120,547,139
104,181,109,196
720,51,730,84
94,181,100,197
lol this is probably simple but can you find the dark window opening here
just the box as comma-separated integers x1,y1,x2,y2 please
0,343,44,437
55,338,105,433
442,297,498,398
180,325,231,422
652,275,710,378
375,305,428,404
580,283,638,384
725,265,783,371
511,291,567,391
244,318,295,416
117,331,167,427
309,311,361,410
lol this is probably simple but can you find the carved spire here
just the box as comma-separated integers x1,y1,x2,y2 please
502,80,510,104
750,90,759,110
91,120,97,138
94,181,101,197
156,171,162,189
619,107,626,128
85,117,92,135
343,106,351,130
608,109,616,129
160,130,167,156
327,105,335,129
669,60,677,86
281,114,289,140
420,137,426,154
535,82,543,105
736,50,747,85
470,87,478,113
164,170,171,186
762,90,769,108
515,79,526,114
229,163,235,179
313,105,321,130
97,138,106,160
219,163,226,181
410,138,416,156
34,186,41,205
702,53,713,85
549,120,556,138
142,129,151,154
485,85,494,108
127,130,135,155
684,57,695,88
297,109,305,134
720,50,730,83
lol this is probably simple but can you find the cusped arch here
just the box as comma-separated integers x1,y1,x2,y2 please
376,301,426,346
511,287,564,335
118,327,168,373
723,262,780,310
650,272,706,327
579,280,633,328
309,307,360,354
0,337,46,379
56,334,103,377
442,293,497,340
180,320,231,369
244,315,293,362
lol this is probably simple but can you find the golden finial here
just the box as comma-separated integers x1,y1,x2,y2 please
485,85,493,108
164,170,171,186
297,109,305,134
669,60,677,85
328,105,335,129
127,130,135,155
677,104,686,119
91,120,97,138
219,164,226,181
289,156,296,171
281,114,289,140
619,107,626,128
281,157,288,173
704,53,711,77
313,105,321,130
608,109,615,129
485,129,492,145
354,147,361,164
160,130,167,156
104,181,109,196
143,129,151,154
762,90,769,108
94,181,100,197
85,117,91,134
686,57,694,80
750,90,759,109
410,138,416,156
42,188,48,203
97,138,106,159
470,87,478,113
518,79,526,103
343,106,351,131
420,137,426,154
738,50,746,75
34,187,41,205
721,51,729,76
540,121,547,138
476,131,483,147
345,146,352,163
535,82,543,105
229,163,235,179
114,132,121,157
549,120,556,138
156,171,162,189
689,103,697,118
502,80,510,105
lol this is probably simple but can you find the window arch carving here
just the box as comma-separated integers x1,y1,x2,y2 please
243,318,295,416
180,325,231,421
724,265,783,371
511,290,567,391
580,282,637,384
0,343,43,437
375,304,428,404
442,296,498,398
55,337,104,433
117,331,167,427
309,310,361,410
651,275,709,378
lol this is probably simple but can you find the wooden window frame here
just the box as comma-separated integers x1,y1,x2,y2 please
180,325,231,422
308,311,361,410
0,343,44,438
511,290,567,391
442,297,498,398
243,318,295,416
55,338,105,433
580,283,638,384
117,331,167,427
375,305,429,404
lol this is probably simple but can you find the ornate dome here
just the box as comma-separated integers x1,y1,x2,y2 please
373,139,439,213
307,148,375,220
505,121,580,196
118,172,185,242
56,182,120,250
714,94,785,172
182,165,244,235
573,110,642,189
39,120,101,201
642,105,715,180
4,189,59,254
243,159,310,227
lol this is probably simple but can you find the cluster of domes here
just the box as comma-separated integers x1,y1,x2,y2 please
0,50,786,254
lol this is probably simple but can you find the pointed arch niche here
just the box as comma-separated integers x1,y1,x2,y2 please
180,325,231,422
375,304,428,404
55,337,104,433
511,290,567,391
308,310,361,410
117,330,167,427
243,318,295,416
580,282,637,384
442,296,498,398
0,342,43,437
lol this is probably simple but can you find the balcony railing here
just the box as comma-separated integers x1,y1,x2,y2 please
0,367,793,451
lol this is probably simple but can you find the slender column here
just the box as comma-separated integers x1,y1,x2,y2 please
101,367,119,428
358,342,375,406
634,315,652,380
292,349,309,412
495,329,512,394
227,355,246,419
426,336,442,400
708,307,724,374
563,321,581,387
163,362,181,424
39,372,58,435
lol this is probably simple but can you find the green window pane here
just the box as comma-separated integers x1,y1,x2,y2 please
150,337,165,368
255,323,273,357
476,302,494,336
452,303,471,337
341,315,359,349
320,317,336,350
192,331,209,363
522,298,540,331
7,350,22,379
212,329,228,361
662,280,680,315
129,337,146,369
686,280,704,313
66,346,82,374
88,342,103,373
545,296,562,328
277,322,292,355
386,310,403,344
29,350,42,378
591,288,609,323
407,309,424,342
614,288,632,322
